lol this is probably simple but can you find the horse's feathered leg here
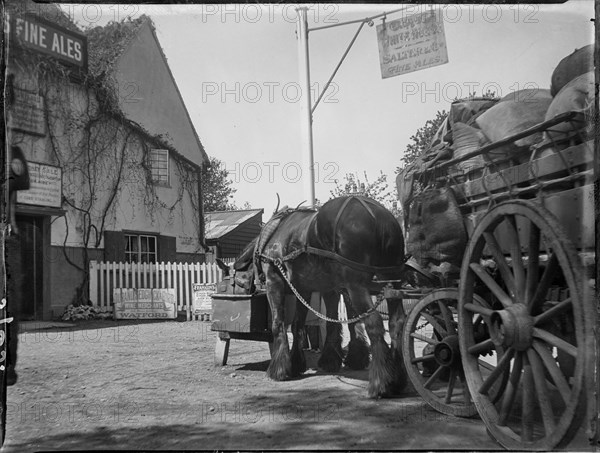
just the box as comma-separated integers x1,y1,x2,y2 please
348,286,402,399
264,264,292,381
343,296,370,370
290,294,308,377
386,295,408,392
317,291,344,372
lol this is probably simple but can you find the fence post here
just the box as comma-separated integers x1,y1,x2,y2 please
89,261,98,305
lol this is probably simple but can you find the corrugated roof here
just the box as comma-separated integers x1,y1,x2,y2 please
205,209,263,240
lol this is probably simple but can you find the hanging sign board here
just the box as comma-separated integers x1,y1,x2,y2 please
193,283,216,313
16,161,62,208
376,10,448,79
113,288,177,319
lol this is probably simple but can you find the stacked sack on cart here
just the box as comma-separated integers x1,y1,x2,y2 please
397,44,594,274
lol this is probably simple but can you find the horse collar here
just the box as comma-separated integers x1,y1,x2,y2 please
331,196,378,252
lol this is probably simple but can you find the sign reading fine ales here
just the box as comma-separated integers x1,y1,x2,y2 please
113,288,177,319
9,13,87,71
376,10,448,79
192,283,216,314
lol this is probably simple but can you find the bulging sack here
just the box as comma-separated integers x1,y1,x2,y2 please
544,71,595,147
550,44,594,97
406,187,467,267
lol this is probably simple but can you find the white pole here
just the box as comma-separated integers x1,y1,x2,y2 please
296,7,316,208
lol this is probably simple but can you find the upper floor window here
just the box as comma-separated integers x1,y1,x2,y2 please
149,149,169,185
125,234,157,263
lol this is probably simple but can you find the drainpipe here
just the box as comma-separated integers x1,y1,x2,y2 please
197,166,209,254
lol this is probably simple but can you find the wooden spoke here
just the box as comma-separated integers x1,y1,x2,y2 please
527,349,556,435
438,300,456,335
528,253,558,312
468,338,495,355
410,332,439,346
458,373,471,405
533,298,572,326
411,354,435,365
532,340,571,404
522,356,535,442
464,302,494,318
445,368,457,404
525,224,541,305
479,348,515,395
532,327,578,358
421,312,447,337
498,352,523,426
424,364,447,390
470,262,513,308
483,231,516,299
504,215,526,301
404,289,478,418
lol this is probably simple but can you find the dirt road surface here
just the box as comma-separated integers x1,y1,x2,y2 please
1,319,592,451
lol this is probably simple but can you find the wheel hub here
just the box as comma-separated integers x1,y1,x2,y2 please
489,304,533,351
434,334,460,367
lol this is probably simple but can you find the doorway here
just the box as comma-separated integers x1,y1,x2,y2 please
15,215,44,320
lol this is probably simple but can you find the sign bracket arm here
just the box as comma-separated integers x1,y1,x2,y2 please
311,21,366,114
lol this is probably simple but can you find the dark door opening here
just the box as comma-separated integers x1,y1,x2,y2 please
15,215,44,321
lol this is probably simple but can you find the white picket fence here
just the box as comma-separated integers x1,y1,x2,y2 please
88,260,234,320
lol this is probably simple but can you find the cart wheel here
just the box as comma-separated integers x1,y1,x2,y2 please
214,333,230,366
403,288,479,417
458,200,592,450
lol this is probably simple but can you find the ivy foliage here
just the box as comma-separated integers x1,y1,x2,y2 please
397,110,448,172
85,15,148,78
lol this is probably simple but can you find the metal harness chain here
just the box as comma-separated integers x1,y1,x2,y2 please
273,259,385,325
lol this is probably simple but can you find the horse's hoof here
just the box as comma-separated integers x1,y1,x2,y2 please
367,383,400,399
318,346,343,372
290,351,307,377
266,366,289,381
344,339,370,370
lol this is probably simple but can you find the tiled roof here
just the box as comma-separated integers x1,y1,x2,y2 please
205,209,263,240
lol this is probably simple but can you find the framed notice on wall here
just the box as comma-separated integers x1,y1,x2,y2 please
16,161,62,208
8,88,46,136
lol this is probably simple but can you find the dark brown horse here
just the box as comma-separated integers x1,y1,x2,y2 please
233,196,407,398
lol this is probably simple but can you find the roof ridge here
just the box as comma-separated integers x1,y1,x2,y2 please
206,209,264,214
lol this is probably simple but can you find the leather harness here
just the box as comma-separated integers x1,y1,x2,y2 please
255,196,407,275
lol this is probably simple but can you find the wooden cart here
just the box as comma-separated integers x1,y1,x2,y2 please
210,291,273,366
400,112,595,450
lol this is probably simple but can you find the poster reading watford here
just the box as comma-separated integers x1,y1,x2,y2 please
377,10,448,79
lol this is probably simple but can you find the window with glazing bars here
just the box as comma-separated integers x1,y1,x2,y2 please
149,149,169,184
124,234,157,263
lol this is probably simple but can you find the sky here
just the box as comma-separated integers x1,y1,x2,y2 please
61,2,594,215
